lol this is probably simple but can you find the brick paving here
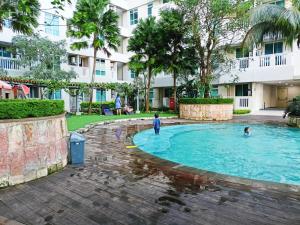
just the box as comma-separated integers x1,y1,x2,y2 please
0,116,300,225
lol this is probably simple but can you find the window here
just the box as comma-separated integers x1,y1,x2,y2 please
3,20,12,28
148,3,153,17
0,46,11,58
163,0,171,3
164,88,172,98
129,70,136,79
235,84,252,97
96,70,106,76
130,9,138,25
271,0,285,7
96,59,106,76
49,90,62,100
265,42,283,55
29,86,39,98
96,90,106,102
236,48,249,58
68,55,77,66
45,12,59,36
210,85,219,97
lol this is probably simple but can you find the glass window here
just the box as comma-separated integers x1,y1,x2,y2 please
49,90,62,100
29,86,39,98
148,3,153,17
96,70,106,76
235,84,252,97
45,12,59,36
163,0,170,3
3,20,12,28
0,46,11,58
264,42,283,55
271,0,285,7
129,70,136,79
236,48,249,58
96,90,106,102
210,85,219,97
130,9,138,25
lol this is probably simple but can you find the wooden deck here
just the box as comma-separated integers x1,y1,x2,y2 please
0,116,300,225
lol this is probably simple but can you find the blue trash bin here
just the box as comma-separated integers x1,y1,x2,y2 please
69,132,85,164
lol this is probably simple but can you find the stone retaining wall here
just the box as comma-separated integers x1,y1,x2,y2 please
288,116,300,128
0,114,68,187
180,104,233,121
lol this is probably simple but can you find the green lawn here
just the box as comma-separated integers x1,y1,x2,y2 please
67,112,178,131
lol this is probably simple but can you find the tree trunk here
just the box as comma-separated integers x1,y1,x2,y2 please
88,47,97,114
173,72,177,111
145,66,152,113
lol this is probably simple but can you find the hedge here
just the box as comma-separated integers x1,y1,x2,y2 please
0,100,65,119
179,98,234,104
233,109,251,114
80,101,115,113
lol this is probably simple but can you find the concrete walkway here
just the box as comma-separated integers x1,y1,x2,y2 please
0,116,299,225
251,109,285,117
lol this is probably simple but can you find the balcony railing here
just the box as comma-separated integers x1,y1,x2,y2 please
236,53,288,70
0,57,20,70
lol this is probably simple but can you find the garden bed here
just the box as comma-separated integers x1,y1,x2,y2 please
179,98,234,121
0,100,68,187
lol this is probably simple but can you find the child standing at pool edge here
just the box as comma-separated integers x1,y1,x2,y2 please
153,113,161,135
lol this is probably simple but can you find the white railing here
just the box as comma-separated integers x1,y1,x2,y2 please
238,58,249,69
234,97,251,109
236,53,288,70
259,55,271,67
0,57,20,70
275,54,286,65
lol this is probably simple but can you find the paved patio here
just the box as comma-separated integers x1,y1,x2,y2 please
0,116,300,225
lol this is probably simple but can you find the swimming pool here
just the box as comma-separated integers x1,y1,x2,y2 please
133,124,300,185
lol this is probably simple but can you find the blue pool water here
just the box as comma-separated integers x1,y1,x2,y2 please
133,124,300,185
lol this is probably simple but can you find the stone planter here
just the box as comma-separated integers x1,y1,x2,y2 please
287,116,300,128
180,104,233,121
0,114,68,187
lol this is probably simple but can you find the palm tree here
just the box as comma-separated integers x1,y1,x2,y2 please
68,0,120,114
128,17,163,113
244,1,300,47
0,0,40,34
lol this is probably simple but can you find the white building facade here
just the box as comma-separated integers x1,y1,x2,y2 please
1,0,299,113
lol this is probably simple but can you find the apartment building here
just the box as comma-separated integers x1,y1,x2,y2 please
2,0,298,113
0,0,174,111
217,0,300,113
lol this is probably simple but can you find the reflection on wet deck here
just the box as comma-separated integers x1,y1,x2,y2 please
0,116,300,225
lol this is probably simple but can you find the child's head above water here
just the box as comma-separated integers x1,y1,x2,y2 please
244,127,251,133
154,113,159,118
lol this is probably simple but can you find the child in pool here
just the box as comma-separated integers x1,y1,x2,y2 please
244,127,251,136
153,113,161,135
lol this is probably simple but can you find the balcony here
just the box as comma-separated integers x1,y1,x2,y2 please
219,53,296,84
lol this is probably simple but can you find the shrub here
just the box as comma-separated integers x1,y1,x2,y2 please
80,101,115,113
233,109,251,115
285,98,300,117
179,98,234,104
0,99,64,119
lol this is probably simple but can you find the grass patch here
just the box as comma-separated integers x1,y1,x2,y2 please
233,109,251,115
67,112,178,131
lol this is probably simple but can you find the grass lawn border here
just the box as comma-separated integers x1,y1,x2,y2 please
67,113,178,132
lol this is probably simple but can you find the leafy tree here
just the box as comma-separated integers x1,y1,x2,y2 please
128,17,163,112
0,0,40,34
175,0,252,97
11,35,77,81
243,1,300,47
68,0,120,114
157,9,197,109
